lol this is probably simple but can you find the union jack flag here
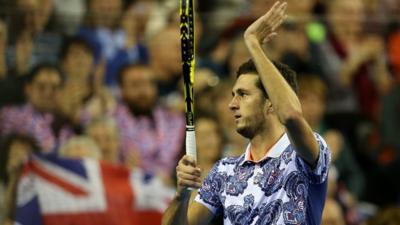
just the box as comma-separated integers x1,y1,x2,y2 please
15,154,174,225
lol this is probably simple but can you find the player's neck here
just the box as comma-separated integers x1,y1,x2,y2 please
249,123,285,161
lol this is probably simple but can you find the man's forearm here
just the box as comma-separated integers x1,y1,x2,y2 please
244,37,319,165
162,191,191,225
244,37,302,122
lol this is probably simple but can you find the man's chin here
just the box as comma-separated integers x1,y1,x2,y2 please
236,126,252,139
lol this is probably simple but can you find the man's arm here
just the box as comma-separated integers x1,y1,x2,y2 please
162,155,214,225
244,1,319,166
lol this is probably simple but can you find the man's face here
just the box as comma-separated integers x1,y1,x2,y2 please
62,44,94,80
229,74,267,138
121,66,157,114
26,69,62,113
88,123,119,163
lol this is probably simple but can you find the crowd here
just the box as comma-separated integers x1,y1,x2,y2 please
0,0,399,224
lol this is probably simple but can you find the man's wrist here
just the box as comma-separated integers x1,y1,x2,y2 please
175,188,191,201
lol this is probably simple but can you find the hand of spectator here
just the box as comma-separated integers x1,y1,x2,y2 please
175,155,202,196
350,36,384,66
6,151,27,177
244,1,287,45
57,83,89,121
124,148,141,169
15,33,33,76
342,36,386,86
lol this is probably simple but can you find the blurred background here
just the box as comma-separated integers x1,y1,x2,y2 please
0,0,399,224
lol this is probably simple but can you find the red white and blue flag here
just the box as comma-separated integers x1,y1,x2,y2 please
15,154,174,225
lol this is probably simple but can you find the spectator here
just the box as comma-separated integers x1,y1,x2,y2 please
0,19,25,108
59,136,101,159
86,116,120,165
299,75,365,199
366,206,400,225
7,0,62,76
0,133,40,224
0,63,75,152
52,0,86,35
195,116,224,179
58,36,116,123
113,63,185,179
313,0,391,119
148,26,182,97
321,198,346,225
78,0,147,87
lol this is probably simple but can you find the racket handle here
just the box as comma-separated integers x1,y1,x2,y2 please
185,125,197,191
185,125,197,161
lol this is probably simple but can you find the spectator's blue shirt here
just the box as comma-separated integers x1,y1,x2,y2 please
195,133,331,225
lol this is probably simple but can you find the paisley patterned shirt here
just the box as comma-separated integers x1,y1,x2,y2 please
195,133,331,225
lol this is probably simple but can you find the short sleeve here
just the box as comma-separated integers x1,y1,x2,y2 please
194,161,226,215
296,133,331,184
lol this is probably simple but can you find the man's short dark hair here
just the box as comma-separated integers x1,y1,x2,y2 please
236,59,298,98
24,62,64,85
116,63,149,86
59,36,94,61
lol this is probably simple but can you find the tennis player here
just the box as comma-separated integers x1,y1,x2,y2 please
162,1,331,224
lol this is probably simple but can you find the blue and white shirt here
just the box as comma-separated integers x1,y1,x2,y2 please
195,133,331,225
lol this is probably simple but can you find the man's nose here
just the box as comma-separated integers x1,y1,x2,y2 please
228,96,239,111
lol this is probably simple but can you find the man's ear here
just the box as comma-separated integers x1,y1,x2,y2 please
264,99,274,114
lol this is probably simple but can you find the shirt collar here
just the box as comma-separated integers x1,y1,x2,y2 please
240,133,290,166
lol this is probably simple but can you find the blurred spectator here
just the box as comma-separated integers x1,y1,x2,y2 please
299,75,365,199
112,63,185,180
278,20,321,75
0,63,75,152
0,19,25,108
104,3,148,86
0,133,40,224
59,135,101,159
7,0,62,76
227,37,251,78
366,206,400,225
52,0,86,35
195,116,224,178
58,36,95,121
86,116,120,165
313,0,391,119
78,0,148,87
321,198,346,225
77,0,123,62
57,36,116,124
148,26,182,97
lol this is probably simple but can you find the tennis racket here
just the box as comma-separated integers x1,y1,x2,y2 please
180,0,197,161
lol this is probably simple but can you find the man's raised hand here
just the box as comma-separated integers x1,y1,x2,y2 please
244,1,288,44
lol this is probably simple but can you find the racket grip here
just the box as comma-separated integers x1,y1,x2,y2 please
185,126,197,191
185,125,197,161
